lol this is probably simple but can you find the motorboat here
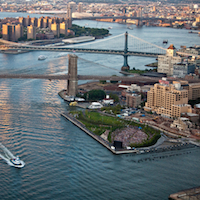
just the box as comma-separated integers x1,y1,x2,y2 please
163,40,168,44
127,26,133,30
38,55,47,60
10,156,25,168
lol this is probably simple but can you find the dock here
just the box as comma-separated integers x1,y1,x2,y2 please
61,112,199,155
169,186,200,200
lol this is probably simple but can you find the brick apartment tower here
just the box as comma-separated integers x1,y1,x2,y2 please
2,24,15,41
27,25,36,40
67,54,78,97
15,24,23,41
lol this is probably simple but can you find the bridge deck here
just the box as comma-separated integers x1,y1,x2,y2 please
0,74,199,83
0,45,163,57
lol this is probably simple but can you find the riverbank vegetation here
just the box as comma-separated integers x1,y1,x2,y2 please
128,67,156,74
70,110,161,148
70,24,109,37
83,89,106,101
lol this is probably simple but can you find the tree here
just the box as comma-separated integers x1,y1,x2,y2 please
110,75,119,84
108,93,119,103
83,90,106,101
99,80,106,84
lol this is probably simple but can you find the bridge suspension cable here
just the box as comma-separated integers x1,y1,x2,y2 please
67,33,125,48
78,57,121,72
129,34,167,51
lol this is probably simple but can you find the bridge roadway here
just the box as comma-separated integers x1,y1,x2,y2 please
0,74,200,83
72,16,187,22
0,73,160,82
1,45,163,57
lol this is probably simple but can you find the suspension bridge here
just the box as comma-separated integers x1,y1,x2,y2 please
0,32,198,97
0,32,167,71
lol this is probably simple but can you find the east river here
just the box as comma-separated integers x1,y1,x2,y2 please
0,12,200,200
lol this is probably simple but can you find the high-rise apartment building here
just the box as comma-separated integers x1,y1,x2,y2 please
27,25,36,40
31,17,38,27
37,17,43,28
144,78,192,118
78,2,83,13
67,6,72,19
51,23,60,37
60,22,68,36
68,1,76,13
25,15,31,27
157,44,182,76
43,17,48,28
188,83,200,100
48,18,54,28
19,17,25,26
65,18,72,28
2,24,15,41
15,24,23,41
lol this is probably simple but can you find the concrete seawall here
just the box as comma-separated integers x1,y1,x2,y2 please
61,112,199,155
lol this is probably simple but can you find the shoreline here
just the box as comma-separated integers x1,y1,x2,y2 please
58,89,199,154
61,111,198,155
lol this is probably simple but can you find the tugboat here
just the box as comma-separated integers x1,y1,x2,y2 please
10,156,25,168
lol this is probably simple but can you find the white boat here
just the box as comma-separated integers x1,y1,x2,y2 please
9,156,25,168
75,97,85,102
38,55,47,60
127,26,133,30
108,27,112,29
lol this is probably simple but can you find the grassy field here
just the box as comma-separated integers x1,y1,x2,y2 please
70,110,160,147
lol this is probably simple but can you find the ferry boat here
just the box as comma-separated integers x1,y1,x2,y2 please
38,55,47,60
10,156,25,168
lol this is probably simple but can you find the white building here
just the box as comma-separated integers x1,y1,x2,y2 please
103,95,114,105
88,102,103,109
157,44,182,76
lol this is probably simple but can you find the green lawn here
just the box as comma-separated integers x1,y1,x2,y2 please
70,110,160,147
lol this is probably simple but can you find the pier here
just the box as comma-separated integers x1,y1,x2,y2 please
61,112,139,155
61,111,198,155
169,186,200,200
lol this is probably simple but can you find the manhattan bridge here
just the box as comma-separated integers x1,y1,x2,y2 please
0,32,197,96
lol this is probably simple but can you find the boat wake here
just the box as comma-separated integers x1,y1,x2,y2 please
0,143,25,168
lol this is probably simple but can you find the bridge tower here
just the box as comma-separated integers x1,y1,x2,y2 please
67,54,78,97
121,31,130,71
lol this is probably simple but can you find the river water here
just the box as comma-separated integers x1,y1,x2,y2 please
0,12,200,200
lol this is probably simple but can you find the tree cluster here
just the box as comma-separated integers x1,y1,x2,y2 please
70,24,109,37
83,89,106,101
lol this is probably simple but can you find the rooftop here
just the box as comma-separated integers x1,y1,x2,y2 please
168,44,176,50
